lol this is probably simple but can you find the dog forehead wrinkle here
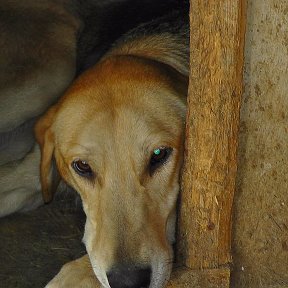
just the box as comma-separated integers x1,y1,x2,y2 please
56,66,186,145
58,109,114,148
113,102,183,139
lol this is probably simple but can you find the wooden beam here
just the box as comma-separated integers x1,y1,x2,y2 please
167,266,230,288
176,0,246,274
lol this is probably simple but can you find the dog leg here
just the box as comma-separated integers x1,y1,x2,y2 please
0,144,43,216
46,255,100,288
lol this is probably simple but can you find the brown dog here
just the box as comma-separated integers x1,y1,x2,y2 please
0,0,186,217
36,11,189,288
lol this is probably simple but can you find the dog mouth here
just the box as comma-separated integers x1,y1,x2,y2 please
149,255,172,288
89,254,172,288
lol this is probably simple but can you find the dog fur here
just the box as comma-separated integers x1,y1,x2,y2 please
35,11,189,288
0,0,187,217
0,0,79,215
0,1,189,286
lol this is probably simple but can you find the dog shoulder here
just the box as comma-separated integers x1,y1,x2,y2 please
105,10,190,77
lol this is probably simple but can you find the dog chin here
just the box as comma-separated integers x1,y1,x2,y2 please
89,256,111,288
150,253,173,288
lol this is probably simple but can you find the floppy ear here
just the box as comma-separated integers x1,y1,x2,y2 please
35,105,60,203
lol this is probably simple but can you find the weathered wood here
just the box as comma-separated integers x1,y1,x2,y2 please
167,266,230,288
177,0,246,271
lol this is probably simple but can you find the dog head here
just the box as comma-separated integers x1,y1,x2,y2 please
35,55,188,288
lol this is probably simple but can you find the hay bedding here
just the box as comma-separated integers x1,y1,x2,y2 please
0,195,86,288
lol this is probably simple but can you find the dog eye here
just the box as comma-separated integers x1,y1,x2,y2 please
72,160,93,177
149,147,172,175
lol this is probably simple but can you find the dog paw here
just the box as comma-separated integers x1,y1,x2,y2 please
45,255,100,288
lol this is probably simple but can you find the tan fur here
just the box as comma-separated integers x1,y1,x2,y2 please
36,18,188,288
0,0,80,216
0,0,187,218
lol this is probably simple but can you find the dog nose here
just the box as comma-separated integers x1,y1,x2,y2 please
107,264,151,288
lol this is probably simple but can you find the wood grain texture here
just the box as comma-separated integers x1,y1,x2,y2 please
177,0,246,270
167,266,230,288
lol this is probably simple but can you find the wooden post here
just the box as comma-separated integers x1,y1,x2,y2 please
168,1,246,287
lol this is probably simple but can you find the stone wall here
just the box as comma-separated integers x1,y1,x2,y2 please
232,1,288,287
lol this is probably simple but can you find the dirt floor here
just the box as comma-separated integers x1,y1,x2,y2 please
0,194,86,288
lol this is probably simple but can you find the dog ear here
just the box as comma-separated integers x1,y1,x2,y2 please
35,106,60,203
